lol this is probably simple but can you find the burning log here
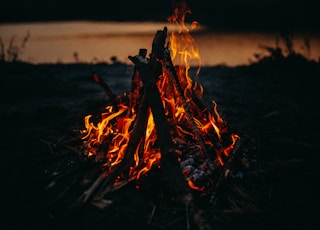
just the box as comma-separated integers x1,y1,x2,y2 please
163,47,209,158
88,91,151,202
128,27,191,200
130,48,146,110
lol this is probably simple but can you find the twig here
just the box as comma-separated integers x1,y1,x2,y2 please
214,138,242,190
76,169,109,206
148,205,157,224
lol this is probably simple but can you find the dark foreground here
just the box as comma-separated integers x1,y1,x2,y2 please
1,54,320,229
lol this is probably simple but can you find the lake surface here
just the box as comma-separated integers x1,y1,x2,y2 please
1,21,319,66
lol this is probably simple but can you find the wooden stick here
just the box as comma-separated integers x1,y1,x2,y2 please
91,71,117,100
76,169,109,205
129,27,191,200
129,48,147,114
91,72,122,111
164,47,209,158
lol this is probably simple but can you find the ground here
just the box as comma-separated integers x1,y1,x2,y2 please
1,53,320,229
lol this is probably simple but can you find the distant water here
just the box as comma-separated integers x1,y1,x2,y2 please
1,21,319,66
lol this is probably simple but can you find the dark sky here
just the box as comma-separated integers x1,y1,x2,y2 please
1,0,319,32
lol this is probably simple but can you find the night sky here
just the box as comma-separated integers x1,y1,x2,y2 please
1,0,320,32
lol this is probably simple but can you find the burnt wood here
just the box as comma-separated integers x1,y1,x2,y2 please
91,72,121,110
164,47,209,158
91,72,117,101
128,27,191,199
90,91,151,201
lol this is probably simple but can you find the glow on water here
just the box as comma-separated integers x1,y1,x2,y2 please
0,21,319,66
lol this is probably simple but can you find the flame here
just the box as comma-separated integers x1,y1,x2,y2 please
187,179,205,192
79,3,240,193
167,2,202,98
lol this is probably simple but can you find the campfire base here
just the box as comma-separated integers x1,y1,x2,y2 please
43,135,252,230
42,26,252,230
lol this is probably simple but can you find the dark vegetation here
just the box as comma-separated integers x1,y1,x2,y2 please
1,32,320,229
0,31,30,62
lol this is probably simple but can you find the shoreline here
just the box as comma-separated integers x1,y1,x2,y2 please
1,21,320,66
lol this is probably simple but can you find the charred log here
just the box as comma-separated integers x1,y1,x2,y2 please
128,27,191,200
91,72,117,101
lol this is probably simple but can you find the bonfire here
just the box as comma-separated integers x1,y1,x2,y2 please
45,3,245,229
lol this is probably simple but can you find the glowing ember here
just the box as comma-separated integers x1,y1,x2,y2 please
79,3,239,193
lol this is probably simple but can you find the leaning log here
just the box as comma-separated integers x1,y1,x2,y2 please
91,72,117,101
91,90,150,201
129,26,191,201
164,47,209,158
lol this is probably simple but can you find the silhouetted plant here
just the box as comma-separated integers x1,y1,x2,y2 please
0,37,5,61
279,30,294,55
73,51,80,63
258,44,284,60
253,30,316,64
303,37,311,58
110,55,123,65
6,31,30,62
110,55,118,64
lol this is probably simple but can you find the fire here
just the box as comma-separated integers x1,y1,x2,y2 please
79,3,239,193
167,3,202,98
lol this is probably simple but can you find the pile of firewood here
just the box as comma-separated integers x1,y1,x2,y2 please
43,27,259,230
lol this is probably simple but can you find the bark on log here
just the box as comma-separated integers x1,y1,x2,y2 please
129,27,191,200
91,72,121,111
164,48,209,158
92,72,117,101
129,48,147,113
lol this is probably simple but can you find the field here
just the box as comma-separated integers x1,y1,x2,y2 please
1,52,320,229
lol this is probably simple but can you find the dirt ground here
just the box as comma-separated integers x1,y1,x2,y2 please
1,53,320,229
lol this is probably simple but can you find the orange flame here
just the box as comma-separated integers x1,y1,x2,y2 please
167,2,202,98
187,179,205,192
